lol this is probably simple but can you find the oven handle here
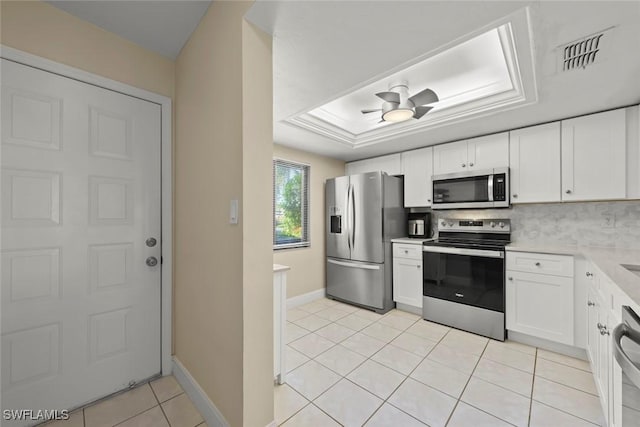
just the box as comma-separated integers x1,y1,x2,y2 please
422,245,504,259
613,322,640,388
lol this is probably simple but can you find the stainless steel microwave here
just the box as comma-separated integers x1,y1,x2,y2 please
432,167,509,209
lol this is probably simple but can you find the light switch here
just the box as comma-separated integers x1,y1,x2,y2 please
230,199,239,224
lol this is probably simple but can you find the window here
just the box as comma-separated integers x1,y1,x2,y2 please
273,159,310,249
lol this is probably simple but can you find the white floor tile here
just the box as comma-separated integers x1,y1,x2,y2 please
406,321,450,342
347,360,406,400
486,339,537,355
537,349,591,372
331,301,361,313
150,375,183,403
482,343,535,373
378,314,418,331
298,301,328,314
315,323,356,343
530,400,599,427
117,406,170,427
275,384,309,425
315,307,351,322
385,309,421,321
427,343,480,374
391,332,437,357
354,309,386,321
287,308,312,322
293,314,332,332
287,360,342,400
286,322,310,344
371,344,423,375
447,402,513,427
410,358,471,399
439,329,489,356
288,333,335,358
161,393,204,427
285,346,310,373
361,322,403,343
84,384,157,427
315,379,383,427
533,377,604,425
364,403,426,427
535,357,598,395
340,332,386,357
315,345,366,376
473,358,534,397
281,404,340,427
335,313,375,331
388,378,457,427
461,377,531,427
44,410,84,427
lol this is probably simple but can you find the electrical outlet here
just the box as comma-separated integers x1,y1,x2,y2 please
602,214,615,229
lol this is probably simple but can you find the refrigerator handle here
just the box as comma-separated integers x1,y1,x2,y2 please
350,184,356,250
345,184,351,251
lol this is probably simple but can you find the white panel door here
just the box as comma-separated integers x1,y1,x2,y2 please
401,147,433,207
1,59,161,421
467,132,509,171
561,109,627,201
392,257,422,308
509,123,561,203
433,140,468,175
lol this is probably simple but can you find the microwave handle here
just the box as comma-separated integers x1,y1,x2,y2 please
488,174,494,202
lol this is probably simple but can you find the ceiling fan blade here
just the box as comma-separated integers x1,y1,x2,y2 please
375,91,400,104
409,88,439,106
413,105,434,119
361,109,382,114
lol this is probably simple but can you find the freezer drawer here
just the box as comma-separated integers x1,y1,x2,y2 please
327,258,385,310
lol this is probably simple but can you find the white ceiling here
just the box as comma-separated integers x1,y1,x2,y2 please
47,1,211,59
246,1,640,161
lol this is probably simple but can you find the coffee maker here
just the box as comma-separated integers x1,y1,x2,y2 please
408,212,431,238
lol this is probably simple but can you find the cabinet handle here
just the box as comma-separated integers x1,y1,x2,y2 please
469,162,474,167
416,265,420,269
597,322,605,330
566,189,572,194
601,328,610,336
508,277,513,281
461,163,466,168
427,199,431,203
586,272,593,277
404,250,408,254
587,301,595,307
512,194,518,198
535,262,541,267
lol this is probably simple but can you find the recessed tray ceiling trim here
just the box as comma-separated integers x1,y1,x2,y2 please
284,7,538,149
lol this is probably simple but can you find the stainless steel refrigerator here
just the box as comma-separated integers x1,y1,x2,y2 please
326,171,406,313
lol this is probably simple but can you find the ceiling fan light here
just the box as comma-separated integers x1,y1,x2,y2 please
382,108,414,123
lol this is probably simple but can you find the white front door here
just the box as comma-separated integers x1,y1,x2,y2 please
1,59,162,425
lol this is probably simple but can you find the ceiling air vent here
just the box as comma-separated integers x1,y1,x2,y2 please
559,27,613,72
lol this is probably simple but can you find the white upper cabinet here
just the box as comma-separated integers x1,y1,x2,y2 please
467,132,509,171
401,147,433,207
561,109,627,201
346,153,402,176
433,140,468,175
433,133,508,175
510,123,562,203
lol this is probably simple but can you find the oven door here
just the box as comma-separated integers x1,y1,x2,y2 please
422,246,505,312
613,306,640,424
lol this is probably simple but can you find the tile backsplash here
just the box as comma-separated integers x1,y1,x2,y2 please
431,201,640,249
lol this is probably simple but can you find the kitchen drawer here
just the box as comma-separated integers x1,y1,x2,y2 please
393,243,422,260
506,252,574,277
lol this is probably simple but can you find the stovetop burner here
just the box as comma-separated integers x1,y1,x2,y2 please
425,218,512,251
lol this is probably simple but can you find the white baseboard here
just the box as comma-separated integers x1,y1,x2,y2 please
286,288,325,309
265,421,277,427
172,357,230,427
507,331,589,361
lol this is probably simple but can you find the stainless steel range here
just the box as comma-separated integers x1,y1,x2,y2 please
422,218,510,341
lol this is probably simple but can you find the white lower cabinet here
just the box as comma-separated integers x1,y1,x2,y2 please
506,252,575,345
392,243,423,309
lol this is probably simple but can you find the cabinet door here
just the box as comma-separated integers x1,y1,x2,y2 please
586,285,600,367
510,123,561,203
467,132,509,170
401,147,433,207
392,257,423,308
562,109,626,201
506,271,574,345
346,153,402,176
596,305,610,420
433,140,468,175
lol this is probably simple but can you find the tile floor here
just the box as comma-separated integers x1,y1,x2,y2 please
278,298,604,427
44,375,207,427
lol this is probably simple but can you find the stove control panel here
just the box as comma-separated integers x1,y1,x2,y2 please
437,218,511,233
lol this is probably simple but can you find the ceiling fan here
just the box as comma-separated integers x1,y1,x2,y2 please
361,81,439,123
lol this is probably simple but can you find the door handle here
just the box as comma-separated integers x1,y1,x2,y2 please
146,256,158,267
350,184,356,250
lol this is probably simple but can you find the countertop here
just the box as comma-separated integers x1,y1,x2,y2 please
391,237,435,244
273,264,291,273
507,243,640,307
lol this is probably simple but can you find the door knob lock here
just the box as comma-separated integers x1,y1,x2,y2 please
146,237,157,247
146,256,158,267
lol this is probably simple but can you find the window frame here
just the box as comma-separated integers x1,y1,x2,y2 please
273,158,311,250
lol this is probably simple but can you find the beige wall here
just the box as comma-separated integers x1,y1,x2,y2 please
0,0,174,98
175,1,273,426
273,144,346,298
